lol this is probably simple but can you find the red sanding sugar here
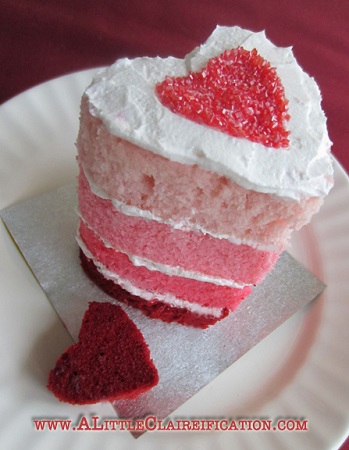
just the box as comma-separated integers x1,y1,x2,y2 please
156,47,290,148
47,301,159,405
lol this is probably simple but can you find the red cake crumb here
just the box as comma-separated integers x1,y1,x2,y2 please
47,301,159,405
156,47,290,148
80,250,229,329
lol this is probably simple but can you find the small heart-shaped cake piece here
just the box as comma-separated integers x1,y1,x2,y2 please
156,47,290,148
47,301,159,405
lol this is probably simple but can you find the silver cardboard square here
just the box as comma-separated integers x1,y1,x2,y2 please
0,183,325,424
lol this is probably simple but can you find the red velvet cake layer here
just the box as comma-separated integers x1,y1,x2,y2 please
48,301,159,404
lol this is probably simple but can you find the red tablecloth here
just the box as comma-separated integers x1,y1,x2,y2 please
1,0,348,175
1,1,348,448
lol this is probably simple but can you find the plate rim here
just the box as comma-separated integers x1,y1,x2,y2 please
0,69,349,450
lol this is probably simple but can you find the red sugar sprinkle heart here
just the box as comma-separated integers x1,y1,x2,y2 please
47,301,159,405
156,47,290,148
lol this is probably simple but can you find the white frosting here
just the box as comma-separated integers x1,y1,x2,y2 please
77,237,224,318
82,165,278,251
86,26,333,201
128,254,247,288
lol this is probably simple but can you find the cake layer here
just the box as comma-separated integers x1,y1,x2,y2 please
78,220,251,311
48,301,159,404
79,243,225,318
78,168,280,285
80,251,229,329
78,99,323,248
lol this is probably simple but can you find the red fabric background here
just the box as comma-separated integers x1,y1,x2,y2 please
0,0,348,447
1,0,348,174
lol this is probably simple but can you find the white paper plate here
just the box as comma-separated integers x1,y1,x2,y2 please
0,70,348,450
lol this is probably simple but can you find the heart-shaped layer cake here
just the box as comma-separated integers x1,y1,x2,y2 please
47,301,159,404
76,26,333,328
156,47,290,148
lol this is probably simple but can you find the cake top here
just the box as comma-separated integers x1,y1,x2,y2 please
86,26,333,201
156,46,290,149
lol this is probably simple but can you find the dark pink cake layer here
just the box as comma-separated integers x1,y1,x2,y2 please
79,220,251,311
78,169,280,285
80,251,229,329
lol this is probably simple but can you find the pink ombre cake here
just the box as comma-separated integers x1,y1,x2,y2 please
76,26,333,328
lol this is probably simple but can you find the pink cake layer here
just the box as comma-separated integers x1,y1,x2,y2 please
79,220,251,311
77,96,322,248
80,251,229,329
78,169,280,285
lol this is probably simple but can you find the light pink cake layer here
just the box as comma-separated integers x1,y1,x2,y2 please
77,96,322,248
78,169,280,285
79,221,251,311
